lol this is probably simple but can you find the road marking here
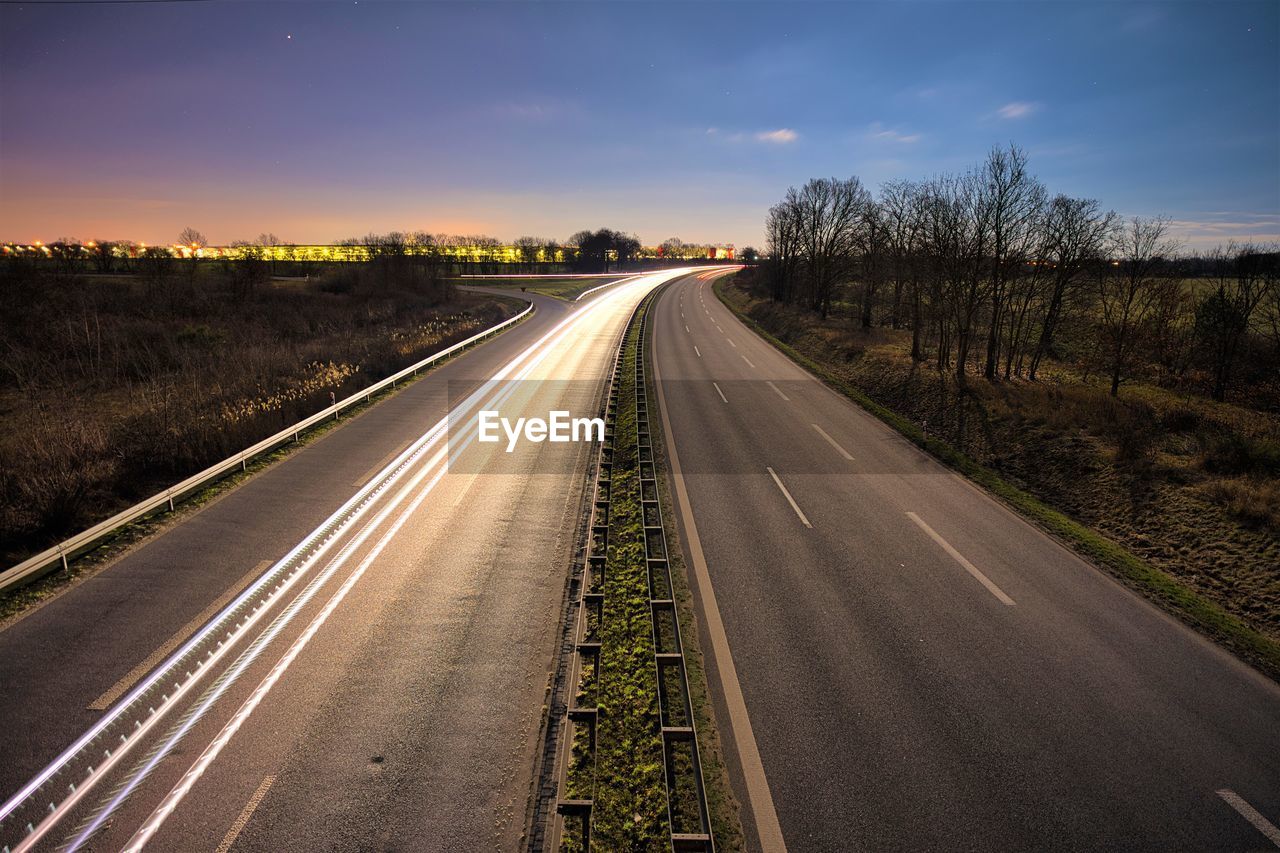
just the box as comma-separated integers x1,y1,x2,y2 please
451,471,478,507
810,423,854,460
741,354,756,369
1218,789,1280,847
694,345,702,358
686,324,690,333
727,338,737,348
215,774,277,853
767,467,812,529
766,381,789,402
88,560,272,711
907,512,1015,605
712,381,728,403
652,347,788,853
353,439,412,487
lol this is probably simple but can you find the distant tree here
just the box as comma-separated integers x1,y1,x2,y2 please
178,227,206,253
1195,242,1277,401
257,232,283,275
740,246,759,263
1026,196,1115,380
229,240,268,298
88,240,117,274
515,236,546,272
1097,216,1180,396
570,228,620,272
660,237,686,260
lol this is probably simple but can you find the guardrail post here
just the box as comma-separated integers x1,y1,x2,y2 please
166,490,175,513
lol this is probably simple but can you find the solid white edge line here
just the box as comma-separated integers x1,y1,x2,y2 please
1218,789,1280,848
766,467,812,529
652,302,788,853
810,423,852,460
712,382,728,403
907,512,1016,606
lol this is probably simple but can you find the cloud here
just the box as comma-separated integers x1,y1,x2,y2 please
996,101,1038,120
866,122,921,144
755,128,798,144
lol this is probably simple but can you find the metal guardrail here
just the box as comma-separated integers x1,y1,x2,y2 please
0,300,535,596
554,302,627,851
555,288,713,852
635,305,714,852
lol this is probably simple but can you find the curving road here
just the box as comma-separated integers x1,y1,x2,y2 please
0,270,691,852
650,271,1280,852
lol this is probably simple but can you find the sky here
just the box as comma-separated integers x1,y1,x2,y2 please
1,0,1277,250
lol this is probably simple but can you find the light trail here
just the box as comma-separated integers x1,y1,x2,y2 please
1,267,692,852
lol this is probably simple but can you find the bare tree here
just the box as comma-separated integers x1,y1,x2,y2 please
1195,242,1277,401
1027,196,1115,380
795,177,867,318
1097,216,1180,396
979,145,1046,380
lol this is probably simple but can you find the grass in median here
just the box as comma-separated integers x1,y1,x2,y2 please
565,299,669,851
714,276,1280,682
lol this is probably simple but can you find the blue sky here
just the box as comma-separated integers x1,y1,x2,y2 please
1,0,1276,249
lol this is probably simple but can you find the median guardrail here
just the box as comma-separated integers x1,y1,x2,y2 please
0,300,535,596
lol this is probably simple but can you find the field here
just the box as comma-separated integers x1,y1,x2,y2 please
0,262,521,570
454,275,626,301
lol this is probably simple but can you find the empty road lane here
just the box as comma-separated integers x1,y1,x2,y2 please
651,271,1280,852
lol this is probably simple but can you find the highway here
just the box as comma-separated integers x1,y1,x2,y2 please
0,270,689,851
649,272,1280,852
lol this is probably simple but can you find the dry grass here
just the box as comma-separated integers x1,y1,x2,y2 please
0,263,518,567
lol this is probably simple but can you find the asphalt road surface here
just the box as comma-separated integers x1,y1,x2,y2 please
650,271,1280,852
0,270,688,852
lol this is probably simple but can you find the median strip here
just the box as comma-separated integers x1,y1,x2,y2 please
557,290,714,851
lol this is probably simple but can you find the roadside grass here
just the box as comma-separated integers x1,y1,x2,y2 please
714,277,1280,682
0,298,533,626
454,276,623,301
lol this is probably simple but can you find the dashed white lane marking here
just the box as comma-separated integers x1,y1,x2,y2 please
767,466,812,528
741,354,756,369
907,512,1016,605
1218,789,1280,847
694,346,702,358
727,338,737,348
653,326,788,853
215,774,277,853
686,324,691,333
766,381,790,401
89,561,271,711
810,423,853,459
712,381,728,403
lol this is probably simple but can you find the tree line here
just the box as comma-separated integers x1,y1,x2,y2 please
763,144,1279,400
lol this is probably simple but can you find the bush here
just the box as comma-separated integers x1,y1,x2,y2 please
1201,433,1280,477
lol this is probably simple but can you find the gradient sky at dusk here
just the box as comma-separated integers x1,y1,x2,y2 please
1,0,1277,249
